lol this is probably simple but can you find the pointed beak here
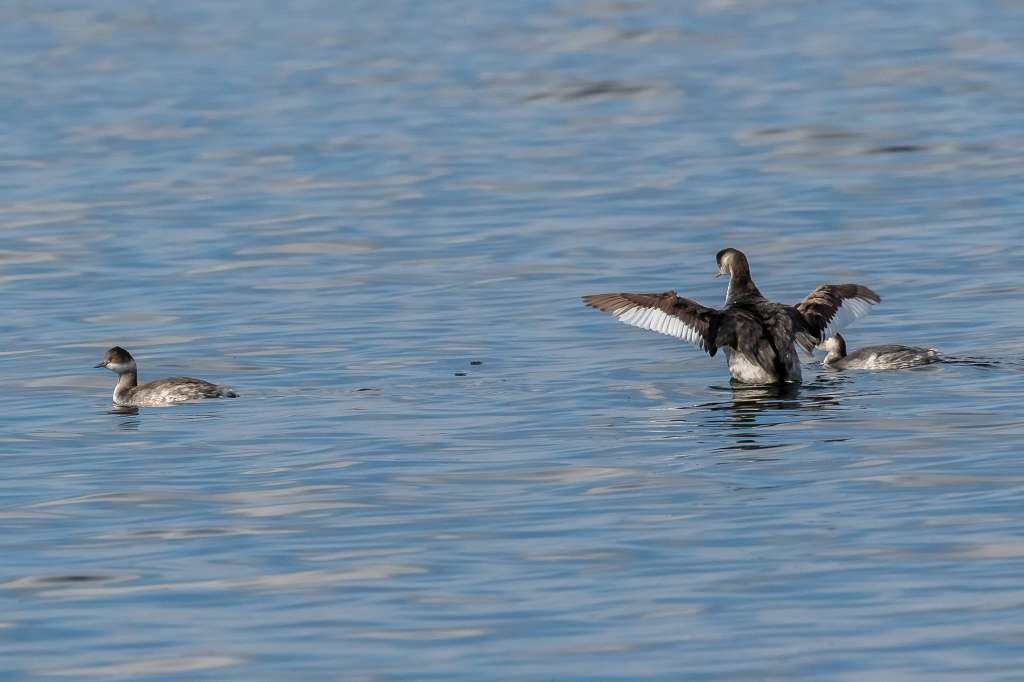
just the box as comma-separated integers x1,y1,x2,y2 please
94,361,107,368
714,272,724,278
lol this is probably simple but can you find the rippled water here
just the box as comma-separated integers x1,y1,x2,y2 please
2,1,1024,679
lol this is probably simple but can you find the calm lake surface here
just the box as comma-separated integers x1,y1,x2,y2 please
2,1,1023,679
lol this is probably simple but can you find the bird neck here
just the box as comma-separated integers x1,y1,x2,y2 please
821,351,840,366
114,370,138,399
726,271,762,304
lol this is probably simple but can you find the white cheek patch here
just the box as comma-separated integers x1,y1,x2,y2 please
107,361,135,373
611,304,707,351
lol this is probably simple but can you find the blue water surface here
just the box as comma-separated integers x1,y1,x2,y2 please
1,1,1023,679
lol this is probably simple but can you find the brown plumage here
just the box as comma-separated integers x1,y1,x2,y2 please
95,346,238,407
818,333,940,370
582,248,881,384
795,284,881,352
581,292,720,354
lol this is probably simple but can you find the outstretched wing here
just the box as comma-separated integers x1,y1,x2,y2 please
796,284,880,349
582,291,721,356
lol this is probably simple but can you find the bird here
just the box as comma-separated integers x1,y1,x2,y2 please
582,248,880,384
95,346,238,407
818,333,939,370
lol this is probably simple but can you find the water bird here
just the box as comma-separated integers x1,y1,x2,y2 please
582,248,880,384
818,333,939,370
95,346,238,407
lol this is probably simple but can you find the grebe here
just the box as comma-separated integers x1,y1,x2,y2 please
95,346,237,407
819,333,939,370
582,248,880,384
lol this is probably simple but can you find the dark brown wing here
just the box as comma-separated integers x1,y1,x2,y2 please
582,291,721,356
795,284,881,350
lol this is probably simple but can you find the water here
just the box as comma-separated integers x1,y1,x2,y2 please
2,1,1023,679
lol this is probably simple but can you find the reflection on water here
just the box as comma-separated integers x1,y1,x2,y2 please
112,412,141,431
651,379,847,454
712,381,843,451
0,0,1023,679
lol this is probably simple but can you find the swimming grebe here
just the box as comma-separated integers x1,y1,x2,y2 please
95,346,238,407
582,248,881,384
818,333,940,370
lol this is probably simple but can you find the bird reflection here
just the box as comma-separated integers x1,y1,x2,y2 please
106,405,140,431
654,373,849,455
713,375,847,452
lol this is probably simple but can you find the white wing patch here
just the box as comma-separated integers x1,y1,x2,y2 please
820,296,878,339
611,304,707,351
